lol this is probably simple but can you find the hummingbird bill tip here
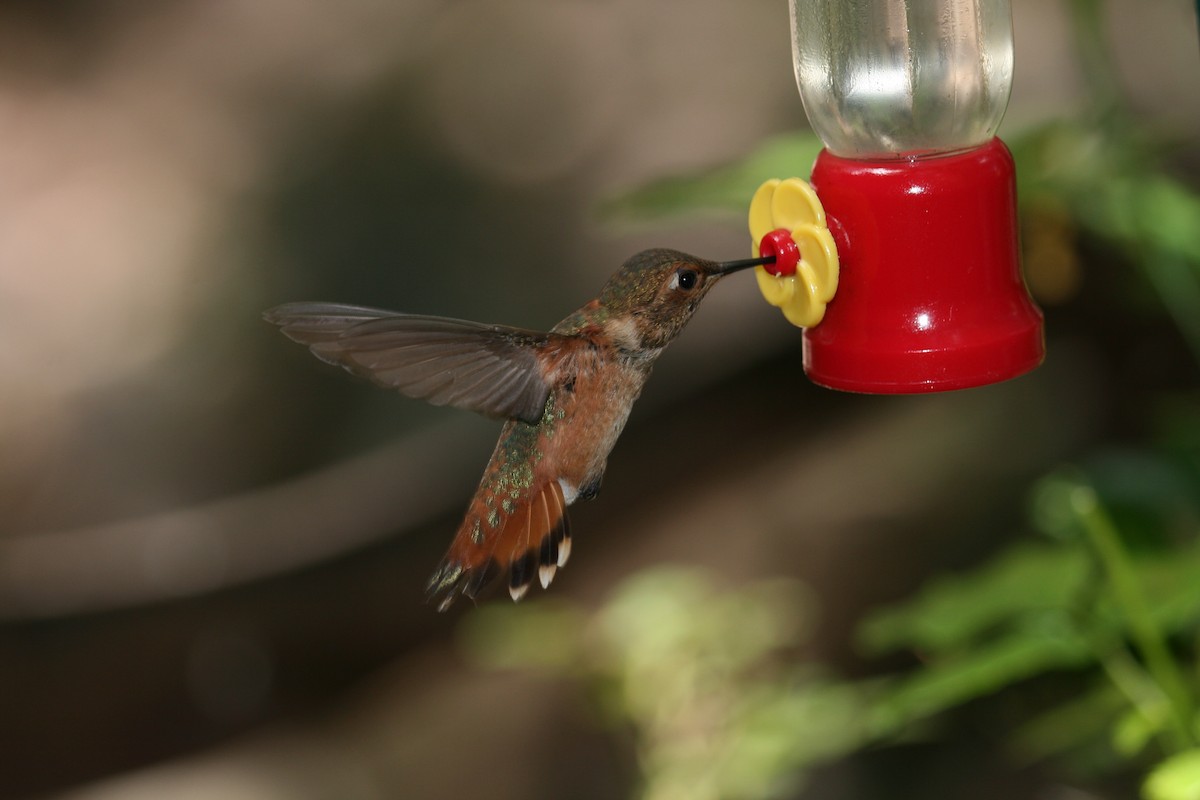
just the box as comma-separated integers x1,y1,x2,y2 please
714,255,776,276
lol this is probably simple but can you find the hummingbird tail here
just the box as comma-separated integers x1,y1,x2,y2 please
425,480,571,612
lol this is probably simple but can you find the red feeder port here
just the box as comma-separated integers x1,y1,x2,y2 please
758,229,800,276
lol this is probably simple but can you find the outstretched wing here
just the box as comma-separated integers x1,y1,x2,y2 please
264,302,559,424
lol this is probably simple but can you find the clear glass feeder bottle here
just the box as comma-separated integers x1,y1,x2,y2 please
787,0,1044,393
791,0,1015,160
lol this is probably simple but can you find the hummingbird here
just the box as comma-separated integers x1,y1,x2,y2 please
264,248,772,611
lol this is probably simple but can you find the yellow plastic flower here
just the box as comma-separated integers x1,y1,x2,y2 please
748,178,839,328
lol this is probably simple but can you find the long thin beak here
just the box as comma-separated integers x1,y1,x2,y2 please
712,255,775,276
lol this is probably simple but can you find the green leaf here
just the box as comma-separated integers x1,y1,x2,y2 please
1010,679,1129,764
600,133,824,223
867,626,1094,736
1144,749,1200,800
1115,706,1165,758
1133,175,1200,264
858,543,1090,656
1130,546,1200,636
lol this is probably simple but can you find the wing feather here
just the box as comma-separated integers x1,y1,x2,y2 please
265,303,559,423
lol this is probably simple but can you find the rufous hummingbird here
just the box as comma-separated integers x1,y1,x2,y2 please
265,248,772,610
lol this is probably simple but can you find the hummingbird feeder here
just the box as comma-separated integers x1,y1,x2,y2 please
751,0,1044,393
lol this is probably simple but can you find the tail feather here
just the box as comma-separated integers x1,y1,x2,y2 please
462,559,499,602
508,501,535,602
426,480,572,611
538,481,570,587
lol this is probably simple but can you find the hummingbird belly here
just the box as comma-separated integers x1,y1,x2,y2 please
540,356,648,502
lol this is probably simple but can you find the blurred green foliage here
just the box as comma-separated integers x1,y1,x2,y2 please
1145,749,1200,800
461,452,1200,798
462,570,873,800
464,1,1200,797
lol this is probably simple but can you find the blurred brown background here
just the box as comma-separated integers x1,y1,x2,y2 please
0,1,1197,798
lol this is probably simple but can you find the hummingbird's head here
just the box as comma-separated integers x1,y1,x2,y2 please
598,248,769,350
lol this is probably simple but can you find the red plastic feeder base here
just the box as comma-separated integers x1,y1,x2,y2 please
805,138,1044,394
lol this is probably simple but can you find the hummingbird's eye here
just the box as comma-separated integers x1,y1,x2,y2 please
674,269,698,291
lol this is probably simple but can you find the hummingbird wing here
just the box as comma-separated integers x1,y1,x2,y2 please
264,303,560,424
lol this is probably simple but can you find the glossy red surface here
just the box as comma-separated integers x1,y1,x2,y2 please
805,138,1044,393
758,228,800,276
758,227,796,278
